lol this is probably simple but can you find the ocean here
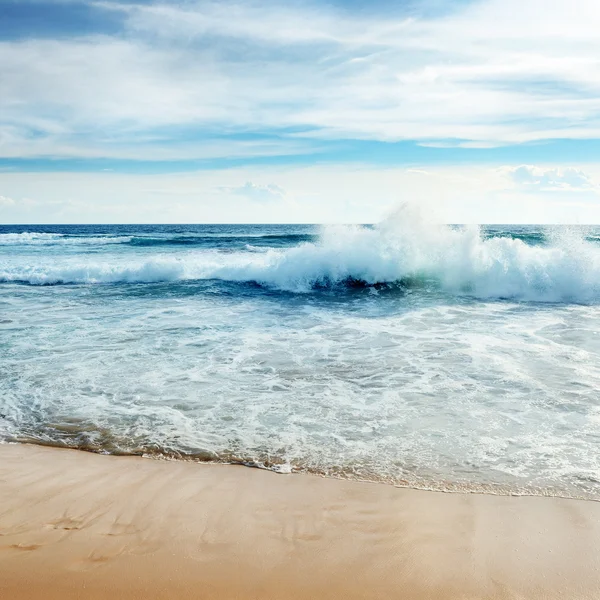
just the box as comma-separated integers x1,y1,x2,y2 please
2,214,600,499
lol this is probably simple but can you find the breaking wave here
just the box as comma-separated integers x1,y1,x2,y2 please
0,232,132,245
2,211,600,302
0,231,313,247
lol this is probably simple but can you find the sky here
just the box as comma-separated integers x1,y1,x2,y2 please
2,0,600,223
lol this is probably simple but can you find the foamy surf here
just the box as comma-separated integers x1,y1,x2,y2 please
0,232,134,245
2,219,600,500
2,217,600,302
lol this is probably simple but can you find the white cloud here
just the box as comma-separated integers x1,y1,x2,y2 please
505,165,598,191
2,164,600,225
222,182,287,203
0,195,16,206
4,0,600,158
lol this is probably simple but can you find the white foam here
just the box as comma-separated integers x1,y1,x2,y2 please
0,232,132,245
0,232,64,244
0,257,187,285
2,212,600,302
209,213,600,301
3,292,600,499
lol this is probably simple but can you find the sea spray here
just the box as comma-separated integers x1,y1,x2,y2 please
2,213,600,302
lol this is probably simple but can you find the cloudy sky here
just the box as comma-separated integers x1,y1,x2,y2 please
2,0,600,223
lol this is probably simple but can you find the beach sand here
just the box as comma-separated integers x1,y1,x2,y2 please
1,444,599,599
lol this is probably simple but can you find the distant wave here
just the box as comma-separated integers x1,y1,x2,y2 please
0,232,63,243
3,214,600,302
128,233,314,247
0,259,187,285
0,232,66,244
0,232,314,247
0,232,133,245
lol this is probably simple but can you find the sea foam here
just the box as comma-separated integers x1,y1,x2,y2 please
0,232,132,245
3,219,600,499
2,212,600,302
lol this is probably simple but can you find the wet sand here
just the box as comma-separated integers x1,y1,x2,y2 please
1,444,600,599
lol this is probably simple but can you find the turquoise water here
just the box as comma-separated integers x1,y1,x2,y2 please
2,216,600,498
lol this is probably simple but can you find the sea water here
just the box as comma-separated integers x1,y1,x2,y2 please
2,212,600,499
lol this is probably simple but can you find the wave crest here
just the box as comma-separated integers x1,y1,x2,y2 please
0,232,132,245
0,231,313,247
2,214,600,302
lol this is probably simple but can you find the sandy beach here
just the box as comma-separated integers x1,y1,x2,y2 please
0,444,598,599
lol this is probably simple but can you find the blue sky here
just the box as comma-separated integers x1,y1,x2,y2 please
2,0,600,222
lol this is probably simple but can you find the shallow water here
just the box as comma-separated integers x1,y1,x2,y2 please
2,215,600,498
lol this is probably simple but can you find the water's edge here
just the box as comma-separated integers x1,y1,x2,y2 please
4,439,596,503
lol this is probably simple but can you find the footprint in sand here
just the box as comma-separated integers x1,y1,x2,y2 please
46,517,84,531
68,547,126,572
9,543,41,551
103,521,140,537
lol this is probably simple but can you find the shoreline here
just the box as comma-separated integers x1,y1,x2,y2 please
7,440,593,502
1,443,600,599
